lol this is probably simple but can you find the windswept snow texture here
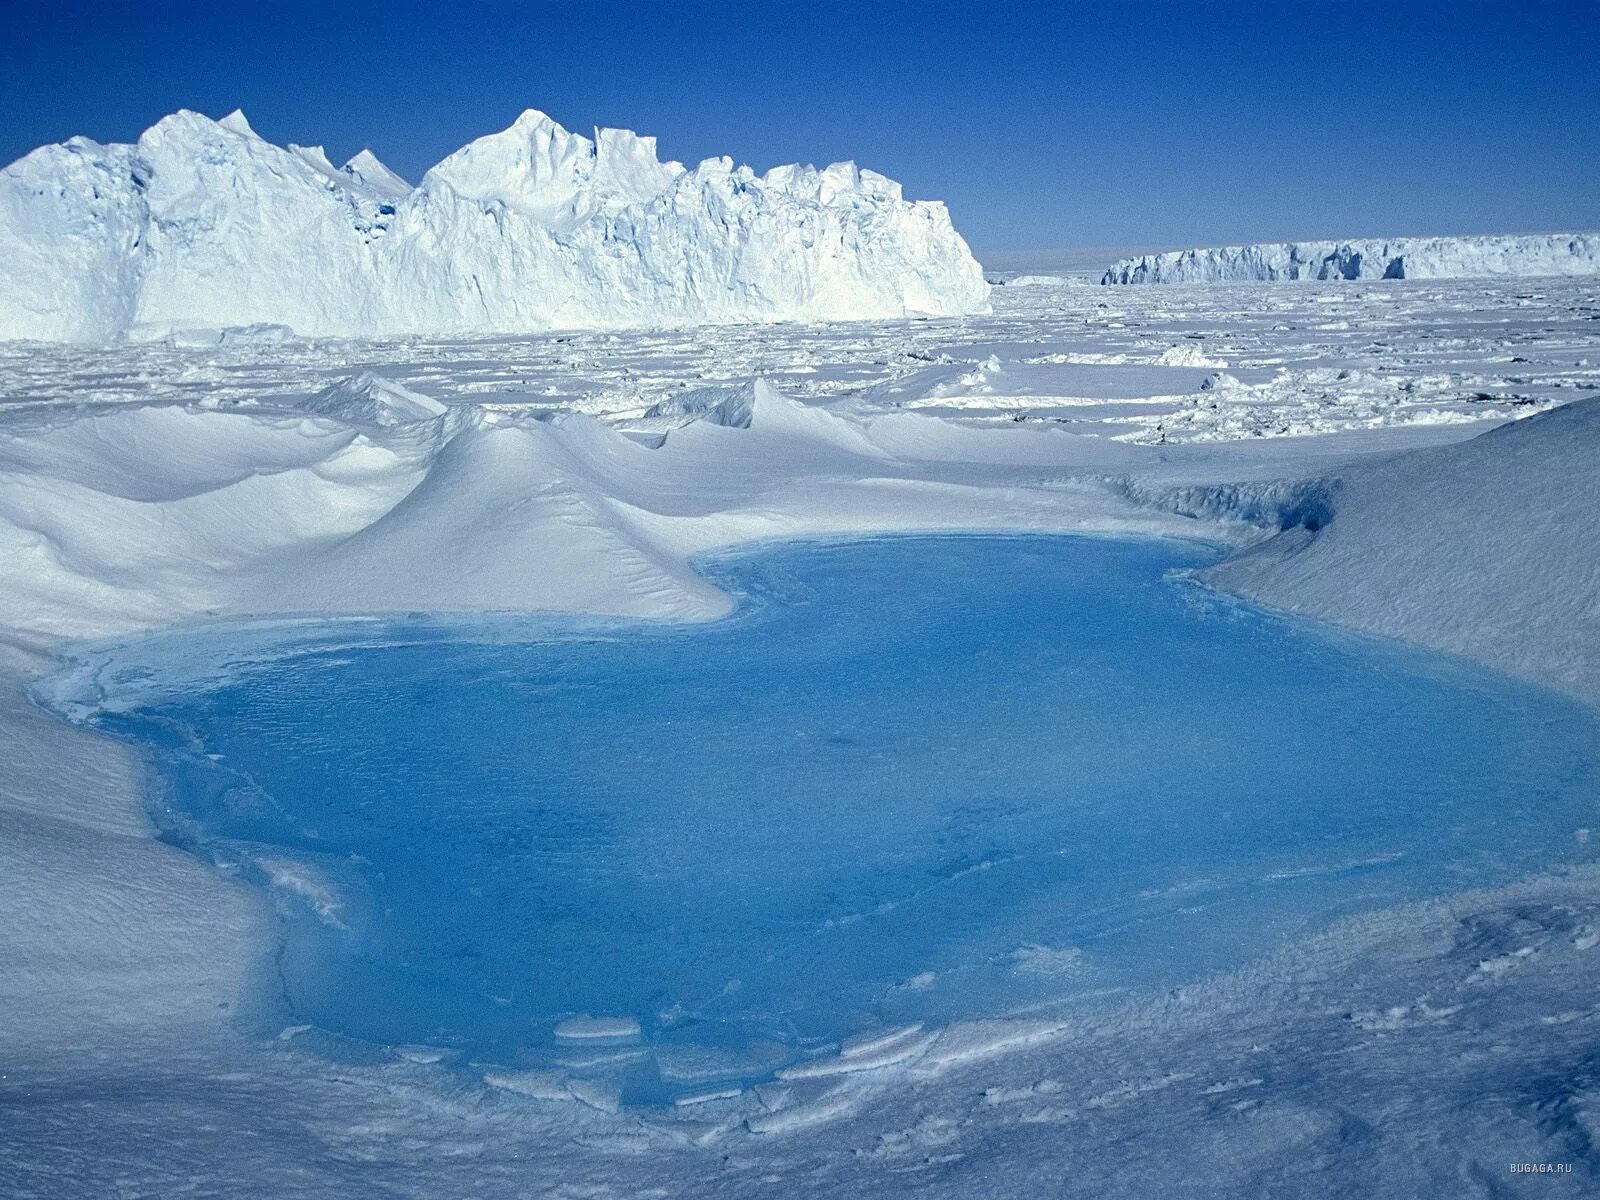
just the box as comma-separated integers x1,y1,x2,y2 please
1202,396,1600,701
0,108,987,342
67,537,1599,1103
1102,232,1600,284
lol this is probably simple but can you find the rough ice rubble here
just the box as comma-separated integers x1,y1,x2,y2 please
1113,365,1548,444
0,108,989,343
641,380,761,429
1102,232,1600,283
5,273,1588,436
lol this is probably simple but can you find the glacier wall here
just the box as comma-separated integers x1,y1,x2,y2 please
1101,233,1600,284
0,109,989,343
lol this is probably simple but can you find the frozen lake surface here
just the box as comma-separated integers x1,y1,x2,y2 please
73,535,1599,1100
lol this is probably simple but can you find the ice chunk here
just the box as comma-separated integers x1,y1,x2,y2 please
552,1014,641,1041
481,1069,571,1101
777,1029,937,1079
839,1023,926,1059
915,1019,1070,1071
566,1078,622,1113
673,1087,743,1107
392,1045,452,1065
745,1086,859,1134
653,1043,760,1085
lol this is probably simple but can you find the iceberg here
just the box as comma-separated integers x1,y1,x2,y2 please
1101,233,1600,284
0,109,989,343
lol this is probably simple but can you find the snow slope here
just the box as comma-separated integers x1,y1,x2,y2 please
1201,395,1600,703
1102,232,1600,283
0,109,988,343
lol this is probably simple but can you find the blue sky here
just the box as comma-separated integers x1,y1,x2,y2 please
2,0,1595,254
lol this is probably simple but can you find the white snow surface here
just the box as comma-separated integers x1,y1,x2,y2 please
1203,396,1600,701
3,274,1599,1196
0,108,988,343
299,371,449,427
1103,232,1600,284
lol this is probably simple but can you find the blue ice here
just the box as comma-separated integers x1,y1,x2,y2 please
75,535,1600,1097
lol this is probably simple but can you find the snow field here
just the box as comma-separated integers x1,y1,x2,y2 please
1,274,1597,1195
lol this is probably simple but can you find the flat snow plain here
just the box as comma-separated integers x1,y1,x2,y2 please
3,273,1599,1196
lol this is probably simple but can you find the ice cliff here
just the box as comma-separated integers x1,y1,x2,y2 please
1101,233,1600,284
0,109,989,342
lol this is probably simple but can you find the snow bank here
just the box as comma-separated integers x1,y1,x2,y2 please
1202,396,1600,703
0,376,1212,647
0,644,267,1067
1102,232,1600,284
0,108,988,343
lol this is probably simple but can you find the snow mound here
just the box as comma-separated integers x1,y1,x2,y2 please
1204,395,1600,703
1155,343,1227,368
300,372,448,427
341,149,410,200
1102,233,1600,284
0,108,988,343
643,382,758,429
646,378,886,461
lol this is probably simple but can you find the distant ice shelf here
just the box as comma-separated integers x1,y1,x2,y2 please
1101,232,1600,284
0,108,989,343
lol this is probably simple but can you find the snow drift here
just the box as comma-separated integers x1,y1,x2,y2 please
1202,395,1600,704
0,109,989,343
1101,233,1600,284
0,376,1187,647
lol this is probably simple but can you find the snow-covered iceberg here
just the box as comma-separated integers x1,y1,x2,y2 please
0,109,989,343
1101,233,1600,284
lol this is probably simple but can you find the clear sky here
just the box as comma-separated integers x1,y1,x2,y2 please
2,0,1596,255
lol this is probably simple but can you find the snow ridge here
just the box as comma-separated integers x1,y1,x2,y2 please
1101,233,1600,284
0,109,989,343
